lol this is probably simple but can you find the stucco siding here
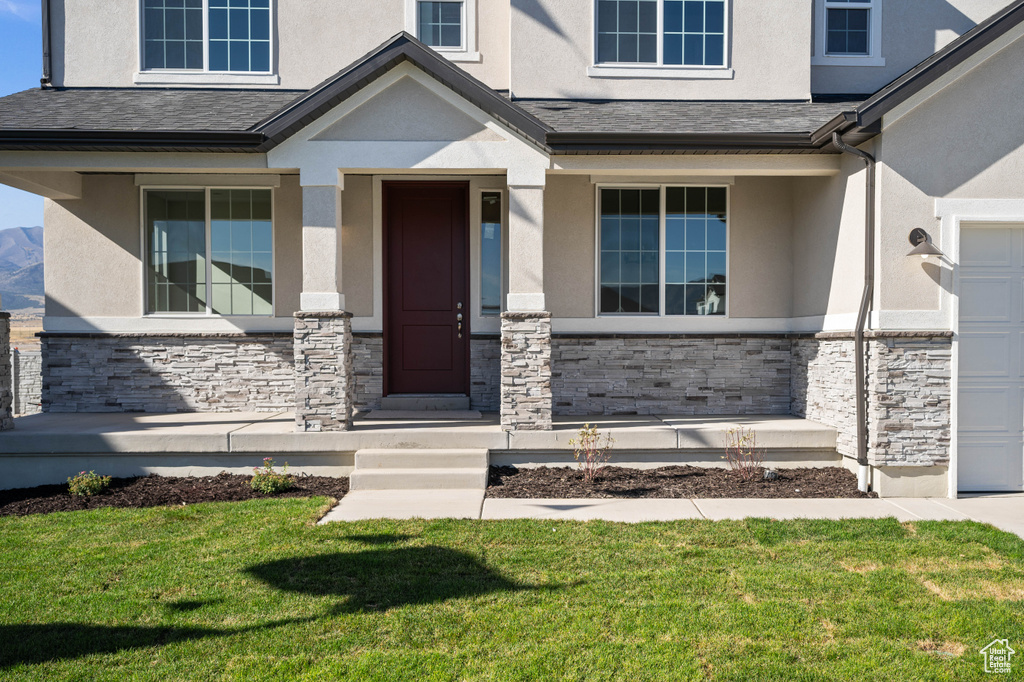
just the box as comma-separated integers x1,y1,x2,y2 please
876,30,1024,312
46,175,142,318
510,0,810,100
790,152,867,319
812,0,1012,95
45,174,304,322
53,0,510,91
543,175,797,321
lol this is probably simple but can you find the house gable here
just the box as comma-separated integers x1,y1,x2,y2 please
309,75,502,143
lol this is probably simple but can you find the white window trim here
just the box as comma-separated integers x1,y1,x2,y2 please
593,183,731,319
812,0,885,67
135,0,279,83
590,0,732,77
404,0,481,63
139,185,277,319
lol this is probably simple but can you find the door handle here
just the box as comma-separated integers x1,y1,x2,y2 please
457,312,463,338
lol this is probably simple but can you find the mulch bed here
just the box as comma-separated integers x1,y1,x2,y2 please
0,473,349,517
487,466,876,499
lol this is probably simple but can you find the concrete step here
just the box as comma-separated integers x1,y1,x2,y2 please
350,467,489,491
380,394,470,411
355,448,489,469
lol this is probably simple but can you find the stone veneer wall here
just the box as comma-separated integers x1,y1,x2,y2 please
294,312,354,432
41,333,294,413
791,333,953,466
470,336,501,411
867,335,952,466
12,350,42,415
552,335,793,416
0,313,12,430
352,334,384,411
500,312,552,430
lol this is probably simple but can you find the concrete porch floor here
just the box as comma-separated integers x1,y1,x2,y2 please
0,412,841,490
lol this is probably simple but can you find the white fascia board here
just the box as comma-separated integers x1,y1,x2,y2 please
134,173,281,187
0,151,272,173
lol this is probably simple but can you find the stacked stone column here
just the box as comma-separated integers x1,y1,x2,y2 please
294,311,354,432
0,312,12,430
500,312,552,431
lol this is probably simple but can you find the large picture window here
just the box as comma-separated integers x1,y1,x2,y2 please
145,188,273,316
599,186,727,316
142,0,272,73
596,0,726,67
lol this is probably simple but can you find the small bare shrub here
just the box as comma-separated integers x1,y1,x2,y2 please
724,427,765,481
568,423,615,483
67,471,112,497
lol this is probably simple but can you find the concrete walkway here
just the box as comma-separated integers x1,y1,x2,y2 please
319,492,1024,538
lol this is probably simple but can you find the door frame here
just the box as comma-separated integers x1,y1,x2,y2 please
939,199,1024,497
381,180,472,397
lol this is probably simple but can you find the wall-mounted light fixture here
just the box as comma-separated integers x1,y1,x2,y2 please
907,228,945,259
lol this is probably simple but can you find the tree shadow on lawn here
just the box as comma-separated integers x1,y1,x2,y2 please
0,618,302,669
246,545,560,613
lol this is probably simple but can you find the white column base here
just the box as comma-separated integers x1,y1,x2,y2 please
300,292,345,312
506,293,546,312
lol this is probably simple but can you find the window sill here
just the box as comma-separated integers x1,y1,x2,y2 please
587,65,734,80
811,55,886,67
133,71,281,86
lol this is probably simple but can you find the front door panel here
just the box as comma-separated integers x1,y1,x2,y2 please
384,183,469,395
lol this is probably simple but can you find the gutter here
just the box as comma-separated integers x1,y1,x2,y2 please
0,129,265,151
40,0,52,88
832,131,875,494
545,131,820,153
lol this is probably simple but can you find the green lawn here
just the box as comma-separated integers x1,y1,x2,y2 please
1,499,1023,680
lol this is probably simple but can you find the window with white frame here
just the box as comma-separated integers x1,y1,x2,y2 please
144,188,274,316
599,186,727,316
406,0,478,60
142,0,272,73
813,0,883,65
595,0,727,67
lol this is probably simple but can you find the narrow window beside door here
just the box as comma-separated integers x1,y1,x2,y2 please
480,191,502,316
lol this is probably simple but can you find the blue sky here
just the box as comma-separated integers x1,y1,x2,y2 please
0,0,45,230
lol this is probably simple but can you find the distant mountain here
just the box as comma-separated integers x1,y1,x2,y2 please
0,226,43,270
0,227,43,311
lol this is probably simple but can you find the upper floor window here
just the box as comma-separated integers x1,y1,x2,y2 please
406,0,479,62
595,0,726,68
812,0,884,66
142,0,272,73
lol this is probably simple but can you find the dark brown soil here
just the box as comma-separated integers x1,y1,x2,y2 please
487,466,876,499
0,473,349,517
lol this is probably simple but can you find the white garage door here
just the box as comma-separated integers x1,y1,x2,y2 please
958,223,1024,492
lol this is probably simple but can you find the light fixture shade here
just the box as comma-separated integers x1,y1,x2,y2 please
907,240,945,257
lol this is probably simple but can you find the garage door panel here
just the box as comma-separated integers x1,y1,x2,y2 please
959,332,1013,377
958,225,1024,492
958,386,1017,433
960,277,1013,322
958,439,1024,492
960,227,1013,267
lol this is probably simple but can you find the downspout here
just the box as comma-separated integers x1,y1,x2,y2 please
832,131,875,493
40,0,52,88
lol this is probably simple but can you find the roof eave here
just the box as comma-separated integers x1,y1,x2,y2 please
0,129,266,152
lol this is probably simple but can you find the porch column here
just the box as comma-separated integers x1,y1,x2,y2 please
294,173,354,432
0,311,12,430
501,183,552,431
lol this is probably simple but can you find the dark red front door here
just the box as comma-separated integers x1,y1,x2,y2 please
384,182,470,395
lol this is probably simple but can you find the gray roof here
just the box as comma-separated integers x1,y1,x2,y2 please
515,98,863,135
0,87,303,132
0,85,859,137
